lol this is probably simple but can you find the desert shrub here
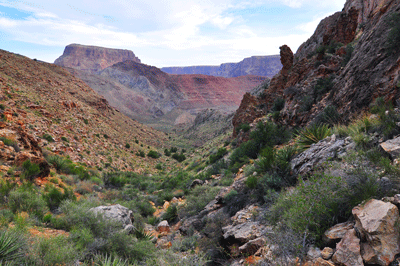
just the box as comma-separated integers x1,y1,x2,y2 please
299,95,314,112
0,180,17,203
42,184,75,211
147,150,160,159
341,44,354,66
75,180,94,195
178,186,220,218
0,230,25,263
387,13,400,54
8,188,48,219
172,235,199,252
46,155,90,180
135,201,155,217
170,147,178,153
125,143,130,149
369,97,400,139
229,140,258,167
172,153,186,162
313,76,334,102
136,150,145,157
164,149,171,156
61,136,69,142
163,204,178,223
209,147,227,164
21,160,40,181
27,235,79,265
314,105,341,126
155,163,163,170
83,118,89,125
90,254,129,266
236,123,251,133
103,172,126,188
296,124,331,151
271,97,285,112
251,121,290,150
268,170,384,244
141,249,208,266
0,137,18,151
42,133,54,142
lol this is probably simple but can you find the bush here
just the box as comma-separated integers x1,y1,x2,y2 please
299,96,314,112
172,153,186,162
164,149,171,156
42,184,76,211
387,13,400,54
296,124,331,151
103,172,126,188
8,188,48,219
314,105,341,126
42,134,54,142
163,204,178,223
147,150,160,159
209,147,227,164
271,97,285,112
125,143,130,149
236,123,251,133
21,160,40,181
313,76,334,102
135,201,155,217
341,44,354,66
178,186,220,218
136,150,145,157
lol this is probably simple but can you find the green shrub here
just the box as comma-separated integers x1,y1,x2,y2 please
42,134,54,142
42,184,75,211
163,204,178,223
236,123,251,133
91,254,129,266
178,186,220,218
103,172,126,188
61,136,69,142
83,118,89,125
125,143,130,149
170,147,178,153
313,76,334,102
155,163,163,170
387,13,400,54
342,44,354,66
135,201,155,217
172,153,186,162
8,188,48,219
0,137,17,149
209,147,227,164
164,149,171,156
314,105,341,126
299,96,314,112
296,124,331,151
271,97,285,112
21,160,40,181
136,150,145,157
147,150,160,159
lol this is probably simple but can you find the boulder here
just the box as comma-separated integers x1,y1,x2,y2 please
291,136,354,176
157,220,170,233
352,199,400,266
332,229,363,266
189,179,204,189
380,136,400,159
90,204,133,228
321,247,334,260
222,222,263,243
323,221,354,245
238,237,266,255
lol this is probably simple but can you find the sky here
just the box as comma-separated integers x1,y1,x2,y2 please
0,0,346,67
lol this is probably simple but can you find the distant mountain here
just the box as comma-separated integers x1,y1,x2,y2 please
54,43,141,74
54,44,267,129
161,55,282,78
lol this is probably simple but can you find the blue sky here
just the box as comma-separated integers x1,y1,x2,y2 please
0,0,346,67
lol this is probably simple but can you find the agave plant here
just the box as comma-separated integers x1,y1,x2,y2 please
296,124,331,151
0,230,24,263
134,227,154,241
93,254,130,266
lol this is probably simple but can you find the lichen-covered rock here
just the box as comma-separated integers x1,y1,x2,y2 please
323,221,354,245
352,199,400,266
238,237,266,255
157,220,170,233
222,222,264,243
90,204,133,228
321,247,334,260
380,136,400,159
332,229,363,266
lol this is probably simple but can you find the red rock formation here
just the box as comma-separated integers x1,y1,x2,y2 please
54,44,141,74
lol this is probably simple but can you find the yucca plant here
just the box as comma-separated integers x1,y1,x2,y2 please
0,230,24,263
93,254,130,266
296,124,331,151
134,227,153,241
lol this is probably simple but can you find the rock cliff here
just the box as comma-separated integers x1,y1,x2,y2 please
161,55,282,78
233,0,400,133
54,44,141,74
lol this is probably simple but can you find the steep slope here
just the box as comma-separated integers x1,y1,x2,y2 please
54,43,141,74
161,55,282,78
233,0,400,133
0,49,168,173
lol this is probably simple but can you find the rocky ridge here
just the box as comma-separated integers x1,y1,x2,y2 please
161,55,282,78
233,0,400,133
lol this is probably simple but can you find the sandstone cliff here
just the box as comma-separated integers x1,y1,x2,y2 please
161,55,282,78
233,0,400,133
54,44,141,74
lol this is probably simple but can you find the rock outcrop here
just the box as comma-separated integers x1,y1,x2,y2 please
54,44,141,74
90,204,134,228
232,0,400,133
161,55,282,78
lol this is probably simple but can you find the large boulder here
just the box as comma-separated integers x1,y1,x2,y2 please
332,229,363,266
352,199,400,266
291,135,354,176
222,222,264,243
323,221,354,245
90,204,133,228
380,136,400,159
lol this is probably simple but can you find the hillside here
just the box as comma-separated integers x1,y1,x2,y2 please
0,49,169,173
161,55,282,78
